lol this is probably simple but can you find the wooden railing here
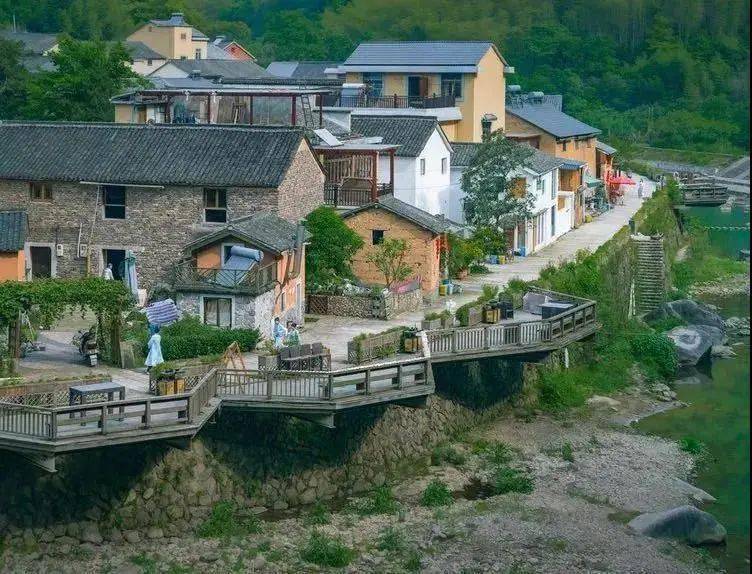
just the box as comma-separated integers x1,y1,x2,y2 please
148,363,216,395
680,184,729,205
323,183,393,207
217,357,431,402
322,93,456,109
425,290,597,357
0,369,218,441
169,261,277,295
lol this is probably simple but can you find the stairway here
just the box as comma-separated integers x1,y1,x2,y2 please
632,235,666,314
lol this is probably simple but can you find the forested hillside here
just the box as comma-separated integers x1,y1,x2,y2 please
1,0,749,153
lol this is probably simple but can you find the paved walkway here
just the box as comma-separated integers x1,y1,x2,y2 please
460,179,654,289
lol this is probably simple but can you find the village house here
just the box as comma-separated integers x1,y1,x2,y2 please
342,195,458,294
209,36,255,61
0,29,57,72
267,61,344,82
148,58,273,80
0,122,324,289
0,210,28,281
330,41,511,143
449,142,566,254
171,212,307,336
596,140,618,180
127,12,209,61
348,115,454,216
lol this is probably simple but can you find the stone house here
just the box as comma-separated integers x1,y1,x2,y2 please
342,195,458,294
0,210,27,281
172,212,307,336
0,122,324,290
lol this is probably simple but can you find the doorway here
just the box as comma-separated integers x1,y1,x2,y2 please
29,246,52,279
103,249,126,280
408,76,428,106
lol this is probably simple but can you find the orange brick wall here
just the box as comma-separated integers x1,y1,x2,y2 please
345,209,441,294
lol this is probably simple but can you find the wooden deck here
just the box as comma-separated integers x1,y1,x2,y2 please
0,289,598,470
679,183,730,206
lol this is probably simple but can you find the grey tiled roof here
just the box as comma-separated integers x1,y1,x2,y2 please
450,141,562,174
0,30,58,54
344,41,498,67
158,59,272,79
206,43,233,59
267,61,342,80
0,210,27,252
506,104,600,138
125,40,165,61
350,115,443,157
343,195,454,235
0,123,306,188
187,211,308,254
20,54,55,73
596,140,617,155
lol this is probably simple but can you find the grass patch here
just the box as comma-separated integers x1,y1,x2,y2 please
431,443,467,466
130,554,158,574
561,442,575,462
608,510,640,524
421,479,454,507
377,526,407,553
304,500,331,525
196,501,262,539
490,466,534,495
349,485,401,516
648,315,685,333
300,530,356,567
471,439,513,465
403,548,422,572
679,436,710,463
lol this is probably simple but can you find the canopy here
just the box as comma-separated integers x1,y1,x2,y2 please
584,174,601,188
609,174,636,185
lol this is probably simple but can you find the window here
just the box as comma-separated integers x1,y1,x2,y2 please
561,140,568,151
551,176,556,200
575,140,580,150
180,56,187,60
441,157,448,174
586,139,592,148
536,177,543,193
440,73,463,99
195,48,202,59
203,297,232,328
180,33,187,40
204,189,227,223
362,72,383,97
147,58,153,66
372,230,384,245
102,185,126,219
420,158,426,175
29,182,52,201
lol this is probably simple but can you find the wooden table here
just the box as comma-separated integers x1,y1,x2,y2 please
69,382,126,422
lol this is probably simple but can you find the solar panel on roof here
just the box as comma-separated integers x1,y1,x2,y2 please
314,129,343,147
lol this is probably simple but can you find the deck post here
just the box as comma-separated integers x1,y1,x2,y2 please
143,399,151,428
396,363,403,389
327,374,334,399
364,369,371,395
451,330,457,353
100,404,107,435
49,410,57,439
187,396,194,424
266,372,273,400
483,326,490,349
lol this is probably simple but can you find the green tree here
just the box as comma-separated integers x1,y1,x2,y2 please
0,38,30,119
366,238,412,288
23,36,143,121
462,134,535,231
304,206,364,288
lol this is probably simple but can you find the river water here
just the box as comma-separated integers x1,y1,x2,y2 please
637,205,750,573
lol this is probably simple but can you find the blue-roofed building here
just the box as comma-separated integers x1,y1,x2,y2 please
328,41,512,143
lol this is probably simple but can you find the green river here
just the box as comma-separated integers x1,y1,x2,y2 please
638,204,750,573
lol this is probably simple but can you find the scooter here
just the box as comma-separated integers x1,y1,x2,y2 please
72,326,98,367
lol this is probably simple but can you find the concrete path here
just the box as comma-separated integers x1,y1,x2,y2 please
460,179,655,289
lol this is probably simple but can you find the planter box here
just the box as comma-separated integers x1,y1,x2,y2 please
348,330,403,364
421,318,443,331
402,336,421,353
483,307,500,324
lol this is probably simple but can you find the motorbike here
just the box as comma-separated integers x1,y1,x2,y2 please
72,325,98,367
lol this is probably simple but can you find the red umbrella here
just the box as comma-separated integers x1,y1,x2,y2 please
609,174,636,185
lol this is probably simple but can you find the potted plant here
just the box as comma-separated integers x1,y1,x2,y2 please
401,328,421,353
421,312,443,331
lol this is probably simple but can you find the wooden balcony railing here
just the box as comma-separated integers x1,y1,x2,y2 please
169,261,277,295
322,93,456,109
323,182,393,207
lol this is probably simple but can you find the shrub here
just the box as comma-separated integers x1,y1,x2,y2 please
472,440,513,465
305,501,331,526
420,479,454,507
350,485,400,516
679,436,708,457
561,442,575,462
146,316,261,361
648,316,685,333
629,332,678,379
431,443,466,466
300,531,356,567
377,526,407,553
196,501,261,539
304,206,364,287
537,370,591,412
491,466,535,495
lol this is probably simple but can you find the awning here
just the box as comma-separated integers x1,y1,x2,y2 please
584,174,601,188
559,158,586,170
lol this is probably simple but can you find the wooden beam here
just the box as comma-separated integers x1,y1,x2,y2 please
290,413,335,428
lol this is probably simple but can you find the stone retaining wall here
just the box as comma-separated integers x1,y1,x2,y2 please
306,286,422,320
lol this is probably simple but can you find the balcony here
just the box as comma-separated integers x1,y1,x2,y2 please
324,182,393,208
322,93,456,110
170,261,277,296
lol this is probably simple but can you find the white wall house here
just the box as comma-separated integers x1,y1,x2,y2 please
450,142,565,254
350,115,453,217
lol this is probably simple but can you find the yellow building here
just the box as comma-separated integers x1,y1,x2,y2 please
337,41,510,143
127,12,208,61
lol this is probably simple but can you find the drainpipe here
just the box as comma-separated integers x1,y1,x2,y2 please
289,223,306,279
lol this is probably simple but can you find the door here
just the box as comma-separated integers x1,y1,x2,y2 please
103,249,126,280
30,246,52,279
408,76,423,106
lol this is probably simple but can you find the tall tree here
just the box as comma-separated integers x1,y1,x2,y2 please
0,38,30,119
462,133,535,231
23,36,143,121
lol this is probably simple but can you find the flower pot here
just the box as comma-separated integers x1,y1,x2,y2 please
402,336,420,353
438,284,448,296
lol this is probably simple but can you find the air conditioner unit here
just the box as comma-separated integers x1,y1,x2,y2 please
56,244,64,257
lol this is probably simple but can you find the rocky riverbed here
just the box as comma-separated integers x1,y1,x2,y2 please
1,386,720,574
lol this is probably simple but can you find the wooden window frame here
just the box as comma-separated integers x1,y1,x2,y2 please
441,157,448,174
420,158,426,175
372,230,385,245
202,296,233,328
204,188,227,223
29,182,53,202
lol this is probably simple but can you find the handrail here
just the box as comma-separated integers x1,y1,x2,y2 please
169,261,277,294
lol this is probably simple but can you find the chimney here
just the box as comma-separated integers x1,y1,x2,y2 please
171,12,185,24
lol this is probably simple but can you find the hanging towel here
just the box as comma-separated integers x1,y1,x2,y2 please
145,298,180,326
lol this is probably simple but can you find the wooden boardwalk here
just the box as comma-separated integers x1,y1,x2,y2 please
0,289,597,470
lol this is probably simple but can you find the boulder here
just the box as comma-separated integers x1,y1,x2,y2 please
646,300,726,332
586,395,621,409
711,345,737,359
628,505,726,545
666,325,725,366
